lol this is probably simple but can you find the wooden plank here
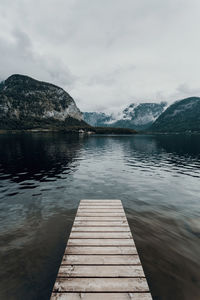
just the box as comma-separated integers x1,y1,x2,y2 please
77,211,124,214
61,254,141,265
80,200,122,204
76,213,125,217
81,199,121,202
78,207,123,210
78,206,123,209
51,292,152,300
75,217,127,221
78,209,124,212
79,202,122,205
51,199,152,299
79,206,123,208
67,239,135,246
79,203,122,206
79,205,123,208
72,226,130,232
53,278,149,292
57,265,144,277
69,232,132,239
65,246,137,255
73,221,129,226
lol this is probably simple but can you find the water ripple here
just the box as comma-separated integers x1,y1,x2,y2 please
0,133,199,299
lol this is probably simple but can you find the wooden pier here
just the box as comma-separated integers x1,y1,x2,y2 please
51,199,152,299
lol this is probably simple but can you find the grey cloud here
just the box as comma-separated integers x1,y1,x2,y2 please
87,65,136,87
0,0,200,112
0,28,76,88
169,83,200,101
176,83,200,96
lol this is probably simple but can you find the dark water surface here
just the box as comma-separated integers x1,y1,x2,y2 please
0,133,199,300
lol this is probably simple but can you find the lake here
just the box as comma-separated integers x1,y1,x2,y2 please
0,133,199,300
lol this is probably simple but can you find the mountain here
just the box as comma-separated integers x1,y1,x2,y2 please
150,97,200,133
84,102,167,130
83,112,114,127
111,102,167,130
0,74,87,130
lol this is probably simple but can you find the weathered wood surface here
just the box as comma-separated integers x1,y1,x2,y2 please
69,232,132,238
65,246,137,255
78,205,123,208
78,208,124,211
57,265,144,277
73,221,128,226
67,238,135,246
72,226,130,232
77,213,126,217
75,216,127,221
51,199,152,299
51,293,152,300
62,254,141,265
53,277,149,292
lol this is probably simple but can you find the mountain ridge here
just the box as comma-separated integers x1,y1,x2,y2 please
84,101,167,130
150,97,200,132
1,75,199,133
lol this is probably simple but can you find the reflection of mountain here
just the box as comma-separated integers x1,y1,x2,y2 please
155,134,200,157
0,132,83,183
119,134,200,158
122,135,200,176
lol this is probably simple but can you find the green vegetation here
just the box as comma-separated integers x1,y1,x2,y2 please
93,127,137,134
0,116,89,130
150,97,200,133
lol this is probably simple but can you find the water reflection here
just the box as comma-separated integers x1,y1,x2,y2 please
0,133,82,299
0,133,199,300
0,132,82,183
122,135,200,179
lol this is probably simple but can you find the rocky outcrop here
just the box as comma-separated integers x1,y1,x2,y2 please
0,74,87,129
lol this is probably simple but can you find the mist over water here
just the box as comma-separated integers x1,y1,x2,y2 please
0,133,199,300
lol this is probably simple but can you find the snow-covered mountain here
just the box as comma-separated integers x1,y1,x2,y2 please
84,102,167,130
83,112,114,127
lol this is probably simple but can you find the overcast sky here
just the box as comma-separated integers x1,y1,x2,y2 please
1,0,200,113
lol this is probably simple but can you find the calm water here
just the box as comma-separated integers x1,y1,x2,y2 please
0,133,200,300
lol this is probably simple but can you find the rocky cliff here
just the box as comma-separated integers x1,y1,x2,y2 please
0,74,87,130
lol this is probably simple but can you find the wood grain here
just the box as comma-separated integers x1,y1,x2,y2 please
53,277,149,292
57,265,144,277
51,292,152,300
65,246,137,255
51,293,152,300
69,232,132,239
67,239,135,246
61,254,141,265
72,226,130,232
